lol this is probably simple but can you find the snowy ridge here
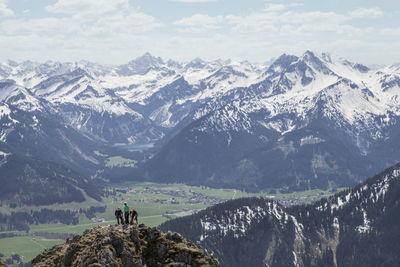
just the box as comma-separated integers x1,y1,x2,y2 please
199,199,305,242
161,163,400,267
200,205,268,239
0,80,43,112
191,51,400,147
1,51,400,145
200,52,400,138
325,165,400,213
0,103,19,142
310,164,400,236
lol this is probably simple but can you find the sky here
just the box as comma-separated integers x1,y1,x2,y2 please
0,0,400,65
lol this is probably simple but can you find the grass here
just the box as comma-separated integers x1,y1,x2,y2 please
0,236,64,263
105,156,136,167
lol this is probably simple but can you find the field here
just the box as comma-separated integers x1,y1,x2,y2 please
0,182,339,263
104,156,136,167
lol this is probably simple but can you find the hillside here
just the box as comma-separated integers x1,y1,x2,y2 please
0,102,112,177
0,147,102,206
32,224,219,267
160,162,400,267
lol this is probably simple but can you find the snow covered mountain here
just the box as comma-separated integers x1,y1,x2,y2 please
0,53,265,143
160,162,400,267
2,51,400,190
138,51,400,191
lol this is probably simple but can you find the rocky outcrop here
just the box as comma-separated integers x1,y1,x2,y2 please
32,224,219,267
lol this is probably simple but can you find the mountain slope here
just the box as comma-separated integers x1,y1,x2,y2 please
138,51,400,191
31,68,163,144
0,102,112,176
160,162,400,267
0,142,101,206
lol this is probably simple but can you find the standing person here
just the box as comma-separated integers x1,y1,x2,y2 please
114,207,123,225
130,209,138,225
123,202,130,224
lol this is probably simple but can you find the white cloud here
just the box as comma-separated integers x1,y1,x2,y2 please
174,14,223,32
349,7,384,18
174,14,222,26
0,1,397,65
264,4,286,12
0,0,163,63
0,0,13,17
288,3,304,8
379,27,400,37
171,0,217,3
1,0,162,38
164,4,396,64
46,0,127,15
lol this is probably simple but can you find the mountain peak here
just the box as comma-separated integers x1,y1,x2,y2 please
301,50,323,63
117,52,165,75
32,224,219,267
267,53,299,71
130,52,164,66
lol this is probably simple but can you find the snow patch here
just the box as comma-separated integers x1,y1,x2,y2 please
356,210,371,233
300,136,325,146
200,205,267,239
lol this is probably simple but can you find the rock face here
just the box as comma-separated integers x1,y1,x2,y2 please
32,224,219,267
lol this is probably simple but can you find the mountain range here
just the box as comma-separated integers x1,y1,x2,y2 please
160,162,400,267
136,51,400,191
2,51,400,199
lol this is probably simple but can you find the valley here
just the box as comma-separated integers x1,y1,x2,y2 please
0,182,336,264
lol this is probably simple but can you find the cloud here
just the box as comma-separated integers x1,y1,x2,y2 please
349,7,384,19
0,0,163,64
0,0,397,65
174,14,223,32
46,0,127,16
0,0,13,17
170,0,218,3
166,4,395,64
288,3,304,8
172,2,363,35
174,14,222,26
1,0,162,38
264,4,286,12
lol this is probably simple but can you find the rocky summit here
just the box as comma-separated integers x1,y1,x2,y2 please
32,224,219,267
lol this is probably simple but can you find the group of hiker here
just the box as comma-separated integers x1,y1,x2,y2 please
114,202,138,225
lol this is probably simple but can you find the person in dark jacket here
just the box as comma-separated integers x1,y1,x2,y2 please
115,207,123,225
130,209,138,224
123,202,130,224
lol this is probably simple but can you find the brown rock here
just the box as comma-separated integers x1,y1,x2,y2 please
32,224,219,267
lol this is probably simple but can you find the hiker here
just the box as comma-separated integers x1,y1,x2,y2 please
123,202,130,224
130,209,138,225
114,207,123,225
